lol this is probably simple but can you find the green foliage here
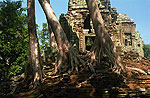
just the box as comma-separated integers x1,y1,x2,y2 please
46,46,57,64
37,23,58,65
143,44,150,59
0,0,28,81
86,38,93,46
38,23,50,51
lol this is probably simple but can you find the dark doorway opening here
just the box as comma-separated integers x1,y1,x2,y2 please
125,33,132,46
84,14,92,33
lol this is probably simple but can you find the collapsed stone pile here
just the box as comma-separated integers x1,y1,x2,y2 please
119,52,150,97
37,52,150,98
41,52,150,98
1,52,150,98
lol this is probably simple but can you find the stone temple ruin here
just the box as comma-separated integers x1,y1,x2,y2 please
59,0,144,57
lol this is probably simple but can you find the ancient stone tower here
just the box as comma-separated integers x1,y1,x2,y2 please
59,0,144,57
116,14,144,56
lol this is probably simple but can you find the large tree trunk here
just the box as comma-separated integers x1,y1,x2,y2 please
46,1,56,48
10,0,43,94
38,0,80,74
23,0,43,88
85,0,126,74
48,25,56,47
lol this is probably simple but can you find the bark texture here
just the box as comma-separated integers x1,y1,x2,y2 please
9,0,43,94
85,0,126,74
38,0,80,73
49,26,56,47
25,0,43,88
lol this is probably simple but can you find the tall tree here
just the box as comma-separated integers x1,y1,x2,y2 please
85,0,126,74
10,1,43,93
38,0,80,74
25,0,43,88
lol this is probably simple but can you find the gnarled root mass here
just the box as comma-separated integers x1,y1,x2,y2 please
51,46,88,75
54,49,79,74
86,37,126,76
83,0,127,75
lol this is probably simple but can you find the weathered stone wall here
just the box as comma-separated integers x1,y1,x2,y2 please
59,0,144,57
116,14,144,56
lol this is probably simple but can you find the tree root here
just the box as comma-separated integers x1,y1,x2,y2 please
86,36,127,75
126,66,147,75
52,44,100,75
53,48,82,74
8,74,33,95
76,73,96,88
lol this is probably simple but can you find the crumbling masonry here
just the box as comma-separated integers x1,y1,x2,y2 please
59,0,144,57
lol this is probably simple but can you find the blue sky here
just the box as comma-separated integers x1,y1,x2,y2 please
111,0,150,44
1,0,150,44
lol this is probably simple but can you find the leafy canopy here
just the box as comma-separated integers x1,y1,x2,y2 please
38,23,50,51
0,0,28,80
143,44,150,59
